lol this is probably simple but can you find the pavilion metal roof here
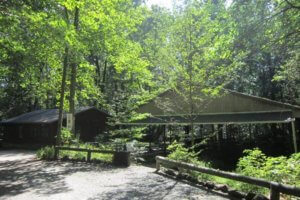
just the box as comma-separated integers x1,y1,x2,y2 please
127,110,294,125
123,89,300,125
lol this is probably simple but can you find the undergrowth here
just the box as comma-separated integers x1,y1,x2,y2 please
36,143,113,163
167,141,300,196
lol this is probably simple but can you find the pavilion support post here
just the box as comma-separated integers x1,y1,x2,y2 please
214,125,221,149
163,125,167,155
249,124,252,140
149,125,152,152
223,124,227,140
291,121,298,153
200,125,203,139
213,125,216,141
169,126,172,144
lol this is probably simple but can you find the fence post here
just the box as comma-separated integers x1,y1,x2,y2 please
156,157,160,171
87,150,91,162
54,147,58,160
270,184,280,200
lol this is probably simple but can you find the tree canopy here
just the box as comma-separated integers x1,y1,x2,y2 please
0,0,299,123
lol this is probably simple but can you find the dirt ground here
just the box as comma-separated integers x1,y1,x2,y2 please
0,150,231,200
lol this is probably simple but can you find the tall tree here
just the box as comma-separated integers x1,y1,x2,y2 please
228,0,299,104
161,0,242,144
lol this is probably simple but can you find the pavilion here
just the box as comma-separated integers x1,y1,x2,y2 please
127,89,300,153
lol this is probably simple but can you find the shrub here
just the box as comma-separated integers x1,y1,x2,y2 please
95,133,109,143
167,140,198,163
60,128,74,144
236,148,268,193
286,153,300,186
59,150,86,161
236,148,300,193
73,152,86,160
36,146,55,160
167,141,211,181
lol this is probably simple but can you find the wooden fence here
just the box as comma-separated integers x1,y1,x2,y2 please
156,156,300,200
54,146,130,166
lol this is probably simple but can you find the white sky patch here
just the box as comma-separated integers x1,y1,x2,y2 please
146,0,233,9
146,0,173,10
225,0,233,8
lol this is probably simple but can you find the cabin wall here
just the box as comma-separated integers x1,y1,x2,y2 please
2,123,56,144
0,109,109,144
75,109,108,142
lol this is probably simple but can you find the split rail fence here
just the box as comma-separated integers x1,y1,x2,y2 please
54,146,130,166
156,156,300,200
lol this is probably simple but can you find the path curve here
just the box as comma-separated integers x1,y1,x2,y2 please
0,150,231,200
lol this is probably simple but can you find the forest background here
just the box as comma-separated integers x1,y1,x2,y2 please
0,0,299,132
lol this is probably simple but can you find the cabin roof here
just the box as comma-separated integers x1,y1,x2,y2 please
0,107,109,125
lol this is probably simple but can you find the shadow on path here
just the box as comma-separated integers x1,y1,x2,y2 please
88,170,232,200
0,150,232,200
0,152,114,198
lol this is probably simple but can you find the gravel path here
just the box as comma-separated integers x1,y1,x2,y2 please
0,150,231,200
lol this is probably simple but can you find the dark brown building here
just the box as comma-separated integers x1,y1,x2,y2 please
0,107,110,144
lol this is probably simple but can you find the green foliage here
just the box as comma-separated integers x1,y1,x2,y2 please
0,0,150,120
59,143,113,163
167,140,198,163
236,148,268,193
166,146,300,194
109,126,146,141
228,0,300,103
167,140,212,181
168,0,242,96
36,146,55,160
60,128,74,144
94,133,110,143
91,153,113,163
236,148,300,192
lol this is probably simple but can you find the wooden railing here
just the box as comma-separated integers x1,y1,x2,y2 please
156,156,300,200
54,146,115,162
54,146,130,167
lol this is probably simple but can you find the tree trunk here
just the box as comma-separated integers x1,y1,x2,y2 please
57,7,70,145
57,46,69,145
101,59,107,93
69,7,80,135
95,56,101,86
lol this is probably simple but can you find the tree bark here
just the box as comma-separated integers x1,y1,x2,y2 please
57,46,69,145
57,7,70,145
101,59,107,93
69,7,80,135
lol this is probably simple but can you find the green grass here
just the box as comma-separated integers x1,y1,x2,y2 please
91,152,113,162
59,148,113,163
36,143,114,163
209,176,268,194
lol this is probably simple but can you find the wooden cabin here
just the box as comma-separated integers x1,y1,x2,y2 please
0,107,110,144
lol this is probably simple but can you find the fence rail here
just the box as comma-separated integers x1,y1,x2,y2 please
54,146,130,167
156,156,300,200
